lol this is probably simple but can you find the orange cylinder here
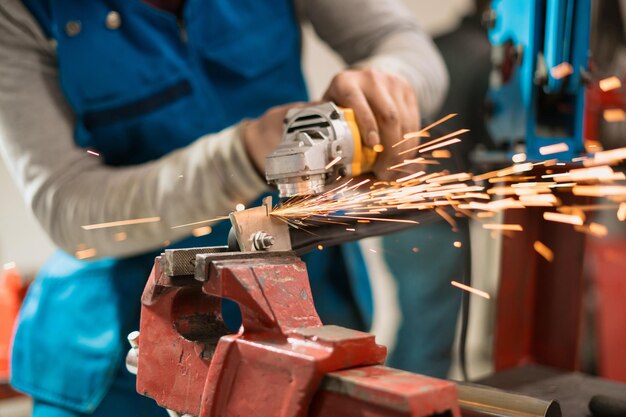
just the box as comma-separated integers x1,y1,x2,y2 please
0,264,24,380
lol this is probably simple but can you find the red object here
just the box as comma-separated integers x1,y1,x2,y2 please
494,201,587,371
135,251,460,417
0,264,25,381
588,238,626,383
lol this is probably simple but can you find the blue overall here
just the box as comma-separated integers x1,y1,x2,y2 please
12,1,372,415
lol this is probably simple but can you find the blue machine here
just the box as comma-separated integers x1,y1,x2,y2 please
486,0,591,161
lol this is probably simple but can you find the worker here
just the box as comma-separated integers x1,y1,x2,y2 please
0,0,448,416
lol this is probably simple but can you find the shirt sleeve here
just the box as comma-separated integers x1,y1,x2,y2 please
301,0,449,118
0,0,269,259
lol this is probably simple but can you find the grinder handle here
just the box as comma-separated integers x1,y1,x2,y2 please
340,107,377,176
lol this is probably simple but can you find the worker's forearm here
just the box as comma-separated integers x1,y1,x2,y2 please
0,0,267,259
31,128,267,259
304,0,449,117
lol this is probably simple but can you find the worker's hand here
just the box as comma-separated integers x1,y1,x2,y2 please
324,68,421,181
242,103,305,173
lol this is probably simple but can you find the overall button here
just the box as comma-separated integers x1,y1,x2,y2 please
65,20,81,37
105,11,121,30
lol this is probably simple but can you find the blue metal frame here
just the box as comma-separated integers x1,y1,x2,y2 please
487,0,591,161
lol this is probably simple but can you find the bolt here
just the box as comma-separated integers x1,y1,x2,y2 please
128,331,140,348
252,231,275,251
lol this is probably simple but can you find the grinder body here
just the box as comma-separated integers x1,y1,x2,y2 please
265,102,377,197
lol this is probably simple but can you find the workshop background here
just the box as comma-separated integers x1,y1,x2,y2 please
2,0,626,416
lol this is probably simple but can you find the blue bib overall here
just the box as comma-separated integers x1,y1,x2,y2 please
12,1,373,414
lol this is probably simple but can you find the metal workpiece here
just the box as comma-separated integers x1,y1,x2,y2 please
455,382,561,417
288,205,448,255
265,102,356,197
228,196,291,252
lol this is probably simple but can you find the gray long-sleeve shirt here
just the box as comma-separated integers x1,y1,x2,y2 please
0,0,448,259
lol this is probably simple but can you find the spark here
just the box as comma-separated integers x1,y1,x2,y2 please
324,156,342,170
550,182,577,188
543,212,584,226
82,216,161,230
335,216,418,224
585,141,603,153
262,125,623,251
482,223,523,231
426,172,472,184
418,138,461,154
369,248,377,253
489,175,536,184
398,129,469,156
114,232,127,241
436,207,458,231
485,198,525,211
396,171,425,183
603,109,626,122
451,281,491,299
589,222,608,237
619,203,626,221
511,163,534,174
388,158,429,171
519,194,558,207
373,144,385,153
572,186,626,197
599,76,621,92
432,150,451,158
550,62,573,79
575,223,608,238
394,113,457,147
171,216,229,229
539,143,569,155
317,245,324,251
512,153,527,163
192,226,212,237
411,247,419,253
76,248,97,259
452,192,490,200
235,203,246,212
453,241,462,248
534,241,554,262
87,150,100,157
586,148,626,165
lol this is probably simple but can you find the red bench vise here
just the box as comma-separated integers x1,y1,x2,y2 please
125,197,563,416
126,247,459,417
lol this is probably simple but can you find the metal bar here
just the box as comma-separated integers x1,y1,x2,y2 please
456,382,561,417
